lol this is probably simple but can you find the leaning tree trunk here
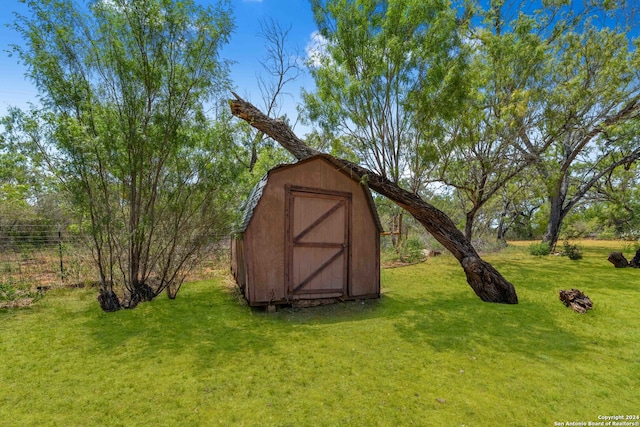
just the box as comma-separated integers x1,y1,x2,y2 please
229,93,518,304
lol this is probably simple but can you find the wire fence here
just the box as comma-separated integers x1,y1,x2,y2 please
0,223,92,290
0,223,231,292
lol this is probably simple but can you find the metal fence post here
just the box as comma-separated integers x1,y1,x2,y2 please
58,225,65,282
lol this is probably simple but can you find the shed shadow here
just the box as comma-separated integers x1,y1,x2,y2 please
253,295,388,325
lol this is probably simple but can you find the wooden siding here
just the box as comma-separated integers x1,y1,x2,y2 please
286,186,351,299
234,156,380,306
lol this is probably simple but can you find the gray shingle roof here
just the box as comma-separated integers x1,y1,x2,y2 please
238,172,269,232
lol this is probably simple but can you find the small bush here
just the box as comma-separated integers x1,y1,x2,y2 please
561,240,583,260
382,236,426,264
623,241,640,253
397,237,426,263
0,279,43,308
528,242,551,256
0,281,18,301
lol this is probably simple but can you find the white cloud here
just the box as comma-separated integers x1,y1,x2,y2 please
94,0,124,12
305,31,329,68
461,34,482,52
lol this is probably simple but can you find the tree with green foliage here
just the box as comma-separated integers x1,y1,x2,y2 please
228,0,519,303
305,0,465,191
9,0,239,310
304,0,467,246
0,136,37,222
493,175,545,241
539,27,639,249
0,116,64,242
432,1,551,241
508,3,640,250
437,1,640,248
583,162,640,238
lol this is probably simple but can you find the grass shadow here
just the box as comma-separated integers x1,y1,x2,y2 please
386,244,640,362
80,278,276,364
258,296,387,325
389,291,587,361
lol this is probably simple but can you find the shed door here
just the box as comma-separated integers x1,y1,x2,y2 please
286,186,351,298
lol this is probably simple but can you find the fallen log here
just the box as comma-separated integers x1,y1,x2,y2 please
630,248,640,268
559,289,593,314
607,252,629,268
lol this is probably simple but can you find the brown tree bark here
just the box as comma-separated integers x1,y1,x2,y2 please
630,248,640,268
229,93,518,304
607,252,629,268
559,289,593,314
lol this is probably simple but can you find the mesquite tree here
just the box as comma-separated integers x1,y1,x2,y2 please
535,22,640,249
303,0,468,245
431,1,552,241
461,1,640,248
11,0,238,309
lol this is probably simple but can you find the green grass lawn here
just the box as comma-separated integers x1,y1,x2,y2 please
1,241,639,426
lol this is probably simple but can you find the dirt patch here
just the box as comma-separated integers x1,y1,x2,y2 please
382,257,427,269
0,297,37,309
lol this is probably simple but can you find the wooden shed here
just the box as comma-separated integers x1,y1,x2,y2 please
231,155,381,307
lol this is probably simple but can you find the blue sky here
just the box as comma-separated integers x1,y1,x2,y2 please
2,1,637,128
0,0,319,127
